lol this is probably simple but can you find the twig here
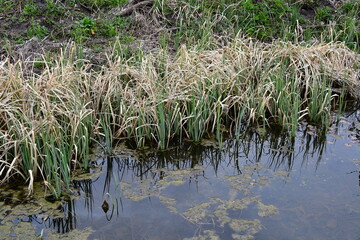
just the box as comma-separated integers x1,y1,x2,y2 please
118,0,154,17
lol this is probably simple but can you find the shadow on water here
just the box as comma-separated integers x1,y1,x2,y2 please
0,111,359,239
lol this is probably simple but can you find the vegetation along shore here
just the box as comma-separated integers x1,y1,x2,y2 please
0,0,359,198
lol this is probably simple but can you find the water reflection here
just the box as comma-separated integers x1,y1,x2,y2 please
47,200,77,234
1,112,359,239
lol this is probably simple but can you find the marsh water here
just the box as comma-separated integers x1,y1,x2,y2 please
1,112,359,240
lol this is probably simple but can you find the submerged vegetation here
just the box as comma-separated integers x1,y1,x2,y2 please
0,0,359,197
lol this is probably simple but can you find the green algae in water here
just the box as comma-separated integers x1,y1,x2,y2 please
225,163,269,195
232,233,257,240
0,182,95,240
229,219,261,234
223,196,258,211
184,230,220,240
183,202,212,224
46,228,94,240
159,195,178,213
214,206,232,227
120,165,205,202
7,221,38,240
0,184,64,222
274,169,291,182
0,220,93,240
154,165,204,189
256,202,279,217
114,161,279,239
72,167,103,181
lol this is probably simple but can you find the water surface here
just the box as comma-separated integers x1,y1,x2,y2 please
1,112,359,240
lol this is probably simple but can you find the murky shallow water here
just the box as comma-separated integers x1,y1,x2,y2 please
1,112,360,240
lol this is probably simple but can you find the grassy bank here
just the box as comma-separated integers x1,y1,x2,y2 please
0,36,359,197
0,0,359,198
1,0,359,60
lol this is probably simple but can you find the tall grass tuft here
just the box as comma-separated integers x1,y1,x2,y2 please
0,37,358,196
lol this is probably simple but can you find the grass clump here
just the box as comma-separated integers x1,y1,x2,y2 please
315,6,333,22
78,0,128,10
0,0,14,12
45,0,66,17
71,17,97,42
27,21,48,39
23,1,39,16
70,16,132,42
0,37,358,197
